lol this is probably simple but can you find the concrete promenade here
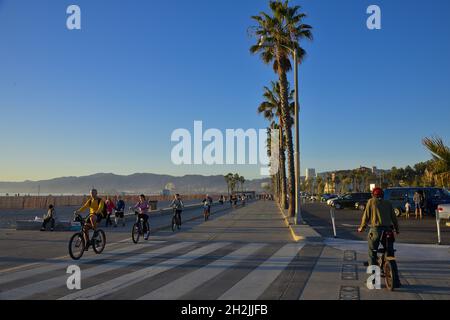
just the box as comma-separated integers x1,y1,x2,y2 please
0,200,449,300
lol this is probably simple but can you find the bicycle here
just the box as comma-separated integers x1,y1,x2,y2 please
131,210,150,244
364,229,400,291
172,209,181,232
203,205,211,221
68,213,106,260
377,229,400,291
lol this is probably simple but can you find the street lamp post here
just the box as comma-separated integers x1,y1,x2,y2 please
293,50,302,225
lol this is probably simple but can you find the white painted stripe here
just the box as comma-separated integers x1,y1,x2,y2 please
138,243,266,300
59,241,230,300
0,236,150,275
0,241,191,300
0,241,166,286
219,242,305,300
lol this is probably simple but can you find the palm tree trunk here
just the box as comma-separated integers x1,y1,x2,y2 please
279,126,288,209
278,70,295,216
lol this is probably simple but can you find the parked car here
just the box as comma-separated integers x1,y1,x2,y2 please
437,204,450,227
332,193,372,210
327,196,341,206
321,194,338,202
355,200,369,211
384,187,450,217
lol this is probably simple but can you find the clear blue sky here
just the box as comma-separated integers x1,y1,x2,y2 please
1,0,449,181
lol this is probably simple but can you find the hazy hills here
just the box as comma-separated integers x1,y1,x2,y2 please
0,173,271,195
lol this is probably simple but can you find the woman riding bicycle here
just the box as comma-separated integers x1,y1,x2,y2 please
132,194,150,240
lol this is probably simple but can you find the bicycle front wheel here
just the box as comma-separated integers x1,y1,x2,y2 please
132,223,140,244
69,233,85,260
92,229,106,254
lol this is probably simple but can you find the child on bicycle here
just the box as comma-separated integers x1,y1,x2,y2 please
132,194,150,240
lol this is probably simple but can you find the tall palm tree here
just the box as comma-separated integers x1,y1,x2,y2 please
239,176,246,192
423,136,450,187
257,81,294,209
224,173,234,197
251,0,313,216
233,173,241,193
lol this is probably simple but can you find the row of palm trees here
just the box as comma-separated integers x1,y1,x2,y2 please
224,173,246,196
303,136,450,195
251,0,313,216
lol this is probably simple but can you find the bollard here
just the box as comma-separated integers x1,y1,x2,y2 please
330,207,337,238
436,210,441,245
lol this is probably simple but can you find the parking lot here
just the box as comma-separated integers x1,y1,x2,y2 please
302,202,450,245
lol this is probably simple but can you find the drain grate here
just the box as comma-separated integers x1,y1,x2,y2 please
341,264,358,280
344,250,356,261
339,286,360,300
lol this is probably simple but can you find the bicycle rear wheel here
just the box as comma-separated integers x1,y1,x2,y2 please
171,216,176,232
69,232,85,260
132,223,140,244
384,259,398,291
92,229,106,254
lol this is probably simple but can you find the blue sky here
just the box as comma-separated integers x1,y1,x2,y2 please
0,0,449,181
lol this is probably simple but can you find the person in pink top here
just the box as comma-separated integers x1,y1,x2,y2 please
104,196,116,227
132,194,150,240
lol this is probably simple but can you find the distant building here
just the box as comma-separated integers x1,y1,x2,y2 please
306,168,316,180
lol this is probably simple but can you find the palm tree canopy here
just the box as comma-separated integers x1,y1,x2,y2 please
250,0,313,73
422,137,450,174
257,81,295,124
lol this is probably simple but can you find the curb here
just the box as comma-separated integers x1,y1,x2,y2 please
276,202,305,242
276,201,323,243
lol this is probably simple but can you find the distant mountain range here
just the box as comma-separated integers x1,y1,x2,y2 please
0,173,271,195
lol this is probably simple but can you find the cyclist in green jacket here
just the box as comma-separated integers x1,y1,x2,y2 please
358,187,400,266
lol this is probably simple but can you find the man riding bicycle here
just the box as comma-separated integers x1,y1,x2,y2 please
131,194,150,240
74,189,105,251
358,187,401,286
170,194,184,227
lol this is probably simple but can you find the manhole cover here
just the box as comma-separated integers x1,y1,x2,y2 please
339,286,360,300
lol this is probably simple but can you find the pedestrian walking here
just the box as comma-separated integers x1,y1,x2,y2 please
105,196,116,227
114,196,126,227
413,190,423,220
405,200,411,219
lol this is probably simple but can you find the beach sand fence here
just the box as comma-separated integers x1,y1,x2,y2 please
0,194,219,210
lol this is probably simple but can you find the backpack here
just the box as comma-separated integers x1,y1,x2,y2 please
90,198,108,218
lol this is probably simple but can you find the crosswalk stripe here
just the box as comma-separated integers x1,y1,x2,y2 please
59,241,230,300
0,241,166,286
137,243,266,300
0,241,191,300
218,243,305,300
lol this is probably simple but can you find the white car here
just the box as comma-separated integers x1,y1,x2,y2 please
437,204,450,226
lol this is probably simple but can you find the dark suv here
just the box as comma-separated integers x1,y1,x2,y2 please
333,193,372,210
384,187,450,217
